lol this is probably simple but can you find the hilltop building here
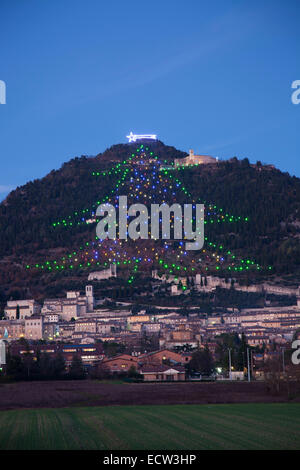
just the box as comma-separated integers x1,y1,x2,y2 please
88,264,117,281
174,149,217,167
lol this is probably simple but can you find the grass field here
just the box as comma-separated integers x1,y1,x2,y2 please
0,403,300,450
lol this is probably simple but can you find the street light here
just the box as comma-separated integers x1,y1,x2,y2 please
228,348,232,380
247,348,251,382
282,347,285,373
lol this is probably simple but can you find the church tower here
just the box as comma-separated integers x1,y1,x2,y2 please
85,285,94,312
110,264,117,277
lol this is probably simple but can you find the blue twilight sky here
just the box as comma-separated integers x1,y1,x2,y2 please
0,0,299,200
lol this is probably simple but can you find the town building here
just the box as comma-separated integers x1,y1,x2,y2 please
25,316,44,340
4,300,41,320
159,324,200,350
101,354,139,374
42,285,94,320
139,348,187,365
61,343,104,367
43,322,59,341
139,364,186,381
0,320,24,340
9,341,104,369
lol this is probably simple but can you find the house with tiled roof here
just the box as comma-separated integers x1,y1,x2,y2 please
139,364,186,381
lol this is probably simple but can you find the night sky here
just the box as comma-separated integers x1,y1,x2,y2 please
0,0,299,200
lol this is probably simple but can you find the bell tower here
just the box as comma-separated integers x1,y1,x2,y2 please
297,286,300,309
85,285,94,312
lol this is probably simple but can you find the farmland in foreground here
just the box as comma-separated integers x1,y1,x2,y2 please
0,403,300,450
1,380,300,410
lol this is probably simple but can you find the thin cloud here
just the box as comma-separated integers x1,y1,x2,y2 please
201,122,281,155
201,138,244,153
61,5,260,109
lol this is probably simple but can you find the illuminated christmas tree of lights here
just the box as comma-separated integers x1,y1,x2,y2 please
26,144,271,283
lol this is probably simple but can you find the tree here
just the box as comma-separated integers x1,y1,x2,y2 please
22,351,34,379
94,362,110,380
69,354,85,379
127,365,139,379
264,357,282,394
102,341,125,358
241,157,250,168
38,352,52,379
140,332,159,352
131,305,141,315
292,329,300,341
215,333,250,371
17,337,30,350
52,352,66,378
188,347,215,376
236,332,248,371
6,351,23,379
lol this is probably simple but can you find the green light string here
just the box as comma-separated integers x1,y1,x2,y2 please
27,145,270,275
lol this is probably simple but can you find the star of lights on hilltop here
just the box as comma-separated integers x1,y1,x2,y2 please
126,132,157,142
26,144,273,281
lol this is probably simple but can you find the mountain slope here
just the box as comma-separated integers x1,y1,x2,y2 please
0,140,299,300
